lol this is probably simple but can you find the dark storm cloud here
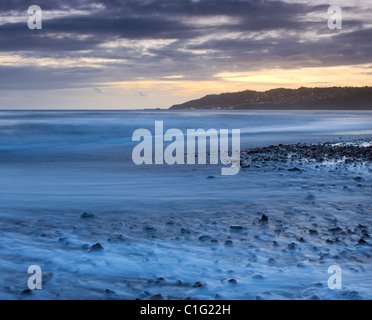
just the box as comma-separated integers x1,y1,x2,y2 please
0,0,371,90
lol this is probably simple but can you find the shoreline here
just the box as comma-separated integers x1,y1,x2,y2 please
0,136,371,300
240,139,372,171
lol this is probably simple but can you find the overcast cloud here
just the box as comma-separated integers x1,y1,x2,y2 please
0,0,371,108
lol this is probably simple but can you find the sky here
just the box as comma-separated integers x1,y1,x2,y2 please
0,0,371,109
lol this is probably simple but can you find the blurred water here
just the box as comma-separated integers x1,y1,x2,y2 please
0,110,371,299
1,110,372,152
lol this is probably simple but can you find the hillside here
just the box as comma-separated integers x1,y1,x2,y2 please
169,87,372,110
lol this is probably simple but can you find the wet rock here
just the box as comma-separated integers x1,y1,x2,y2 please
144,226,156,232
181,228,191,234
89,243,104,253
297,263,305,268
20,289,32,296
105,289,116,295
252,274,264,280
288,167,300,172
230,226,244,231
199,235,212,242
306,194,315,201
108,233,124,241
81,212,94,219
154,277,165,286
288,242,297,250
260,214,269,223
228,279,237,284
309,229,318,235
150,294,164,300
358,238,368,246
193,281,203,288
224,240,234,246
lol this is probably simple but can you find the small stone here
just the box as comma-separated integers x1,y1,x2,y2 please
260,214,269,223
306,194,315,201
193,281,203,288
144,226,155,232
288,167,300,172
228,279,237,284
81,212,94,219
224,240,234,246
154,277,165,286
199,235,212,242
252,274,264,280
20,289,32,296
150,294,164,300
297,263,305,268
108,233,124,241
288,242,297,250
89,243,104,252
105,289,116,295
230,226,244,231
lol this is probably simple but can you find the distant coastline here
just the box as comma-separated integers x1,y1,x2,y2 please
169,86,372,110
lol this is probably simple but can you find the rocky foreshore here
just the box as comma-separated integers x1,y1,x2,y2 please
240,140,372,170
